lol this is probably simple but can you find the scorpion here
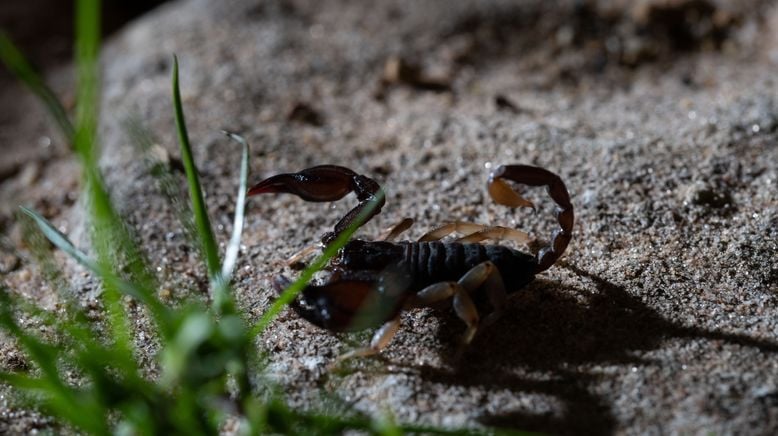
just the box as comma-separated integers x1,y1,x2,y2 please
249,164,573,362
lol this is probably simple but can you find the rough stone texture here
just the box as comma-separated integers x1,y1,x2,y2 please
1,0,778,434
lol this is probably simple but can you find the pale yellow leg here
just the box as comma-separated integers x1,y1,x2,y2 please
333,318,402,365
456,261,509,342
413,282,458,305
455,226,530,245
419,221,490,242
285,244,320,266
453,288,479,345
377,217,414,242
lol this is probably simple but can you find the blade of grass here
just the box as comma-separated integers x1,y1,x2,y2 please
249,191,385,338
19,207,172,337
73,0,134,370
0,288,110,433
73,0,100,164
220,131,249,282
0,372,108,434
73,0,162,366
0,292,63,387
0,31,75,141
18,207,97,270
172,55,221,280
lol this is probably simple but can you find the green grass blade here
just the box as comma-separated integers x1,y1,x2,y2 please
19,206,99,270
72,0,137,367
0,372,108,434
249,191,385,338
19,206,172,337
0,31,75,141
36,304,142,380
74,0,100,164
172,55,221,280
0,289,96,430
0,293,62,385
220,131,250,282
0,372,49,391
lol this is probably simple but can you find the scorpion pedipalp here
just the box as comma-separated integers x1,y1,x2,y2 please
488,165,574,273
248,165,357,201
249,165,385,245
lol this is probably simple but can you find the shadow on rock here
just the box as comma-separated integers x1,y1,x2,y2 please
409,262,778,434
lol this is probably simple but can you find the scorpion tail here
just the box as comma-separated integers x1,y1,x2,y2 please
487,165,574,274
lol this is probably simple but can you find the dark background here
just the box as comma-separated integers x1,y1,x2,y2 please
1,0,167,88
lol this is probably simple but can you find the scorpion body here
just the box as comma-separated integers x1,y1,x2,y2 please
250,164,573,362
337,240,537,297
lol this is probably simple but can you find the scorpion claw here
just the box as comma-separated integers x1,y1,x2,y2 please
249,165,385,245
248,165,358,202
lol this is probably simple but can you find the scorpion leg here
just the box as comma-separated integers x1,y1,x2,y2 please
457,261,509,334
410,281,480,346
285,243,320,266
455,226,530,245
413,282,458,304
248,165,386,245
419,221,491,242
412,261,507,347
472,263,509,329
334,317,402,364
420,221,529,246
377,217,414,242
453,288,480,345
488,165,574,273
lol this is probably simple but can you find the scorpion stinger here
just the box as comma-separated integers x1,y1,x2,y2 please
488,165,574,274
248,165,385,245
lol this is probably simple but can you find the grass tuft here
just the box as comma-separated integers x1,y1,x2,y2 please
172,55,221,283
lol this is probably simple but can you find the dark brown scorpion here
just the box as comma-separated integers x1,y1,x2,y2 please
249,164,573,362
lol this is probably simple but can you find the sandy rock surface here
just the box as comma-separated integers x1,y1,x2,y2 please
1,0,777,433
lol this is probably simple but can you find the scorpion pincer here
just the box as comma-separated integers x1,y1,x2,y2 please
249,164,573,362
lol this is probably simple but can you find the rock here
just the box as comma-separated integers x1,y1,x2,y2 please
2,0,778,434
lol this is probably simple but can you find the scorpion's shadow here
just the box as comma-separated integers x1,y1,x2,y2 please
405,262,778,434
